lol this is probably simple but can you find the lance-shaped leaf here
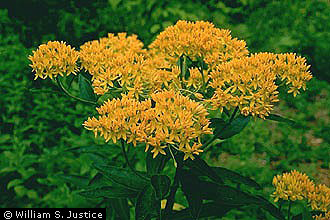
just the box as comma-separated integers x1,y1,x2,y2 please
87,173,113,189
197,182,284,220
93,163,149,191
56,174,89,187
151,175,171,200
254,195,285,220
169,202,237,220
179,169,203,219
78,74,96,101
110,198,130,220
64,74,76,89
212,167,261,189
184,157,223,184
217,116,250,139
209,118,226,131
266,114,295,126
135,184,160,220
146,153,170,176
292,210,323,220
79,186,138,199
87,152,112,166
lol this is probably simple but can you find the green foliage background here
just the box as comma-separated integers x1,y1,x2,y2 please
0,0,329,218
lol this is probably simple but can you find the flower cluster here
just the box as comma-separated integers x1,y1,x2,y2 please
207,53,312,118
149,20,249,69
29,20,313,160
83,90,212,159
272,170,330,215
272,170,315,202
79,33,181,97
313,211,330,220
29,41,79,79
308,184,330,212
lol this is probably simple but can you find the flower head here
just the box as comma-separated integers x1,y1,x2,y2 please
207,52,312,119
313,211,330,220
308,184,330,212
149,20,248,68
80,33,176,97
83,90,212,159
272,170,315,202
29,41,79,79
272,170,330,215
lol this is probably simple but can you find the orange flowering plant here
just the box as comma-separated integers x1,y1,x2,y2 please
29,20,321,219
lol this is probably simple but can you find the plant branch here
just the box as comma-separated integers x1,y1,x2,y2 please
198,59,207,94
203,106,239,151
229,106,239,123
120,139,149,181
288,200,292,220
56,77,97,105
164,153,183,219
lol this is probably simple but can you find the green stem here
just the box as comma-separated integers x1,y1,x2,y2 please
56,77,97,105
203,106,239,151
223,108,231,118
120,139,149,181
229,106,239,123
288,200,292,220
164,153,183,219
202,135,217,151
278,199,282,212
180,55,187,89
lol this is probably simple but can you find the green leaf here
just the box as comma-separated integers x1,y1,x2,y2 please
212,167,261,189
266,114,296,126
7,179,24,189
184,157,223,184
198,182,255,205
179,169,203,219
254,196,285,220
65,74,76,89
146,153,170,176
86,153,111,166
292,211,323,220
88,173,113,189
302,208,313,220
93,164,149,191
151,175,171,200
110,198,130,220
56,174,89,187
217,115,250,139
209,118,226,130
78,74,96,101
193,182,284,220
169,202,237,220
79,186,138,198
135,184,160,220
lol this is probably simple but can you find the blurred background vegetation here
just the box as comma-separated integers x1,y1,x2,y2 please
0,0,329,219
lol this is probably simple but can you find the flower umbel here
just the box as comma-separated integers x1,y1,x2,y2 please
208,53,312,119
149,20,248,68
29,41,79,80
272,170,330,216
308,184,330,212
83,90,212,159
272,170,315,202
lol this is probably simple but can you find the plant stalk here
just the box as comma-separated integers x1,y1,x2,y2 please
56,77,97,105
288,200,292,220
163,153,183,219
120,139,149,181
203,106,239,151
